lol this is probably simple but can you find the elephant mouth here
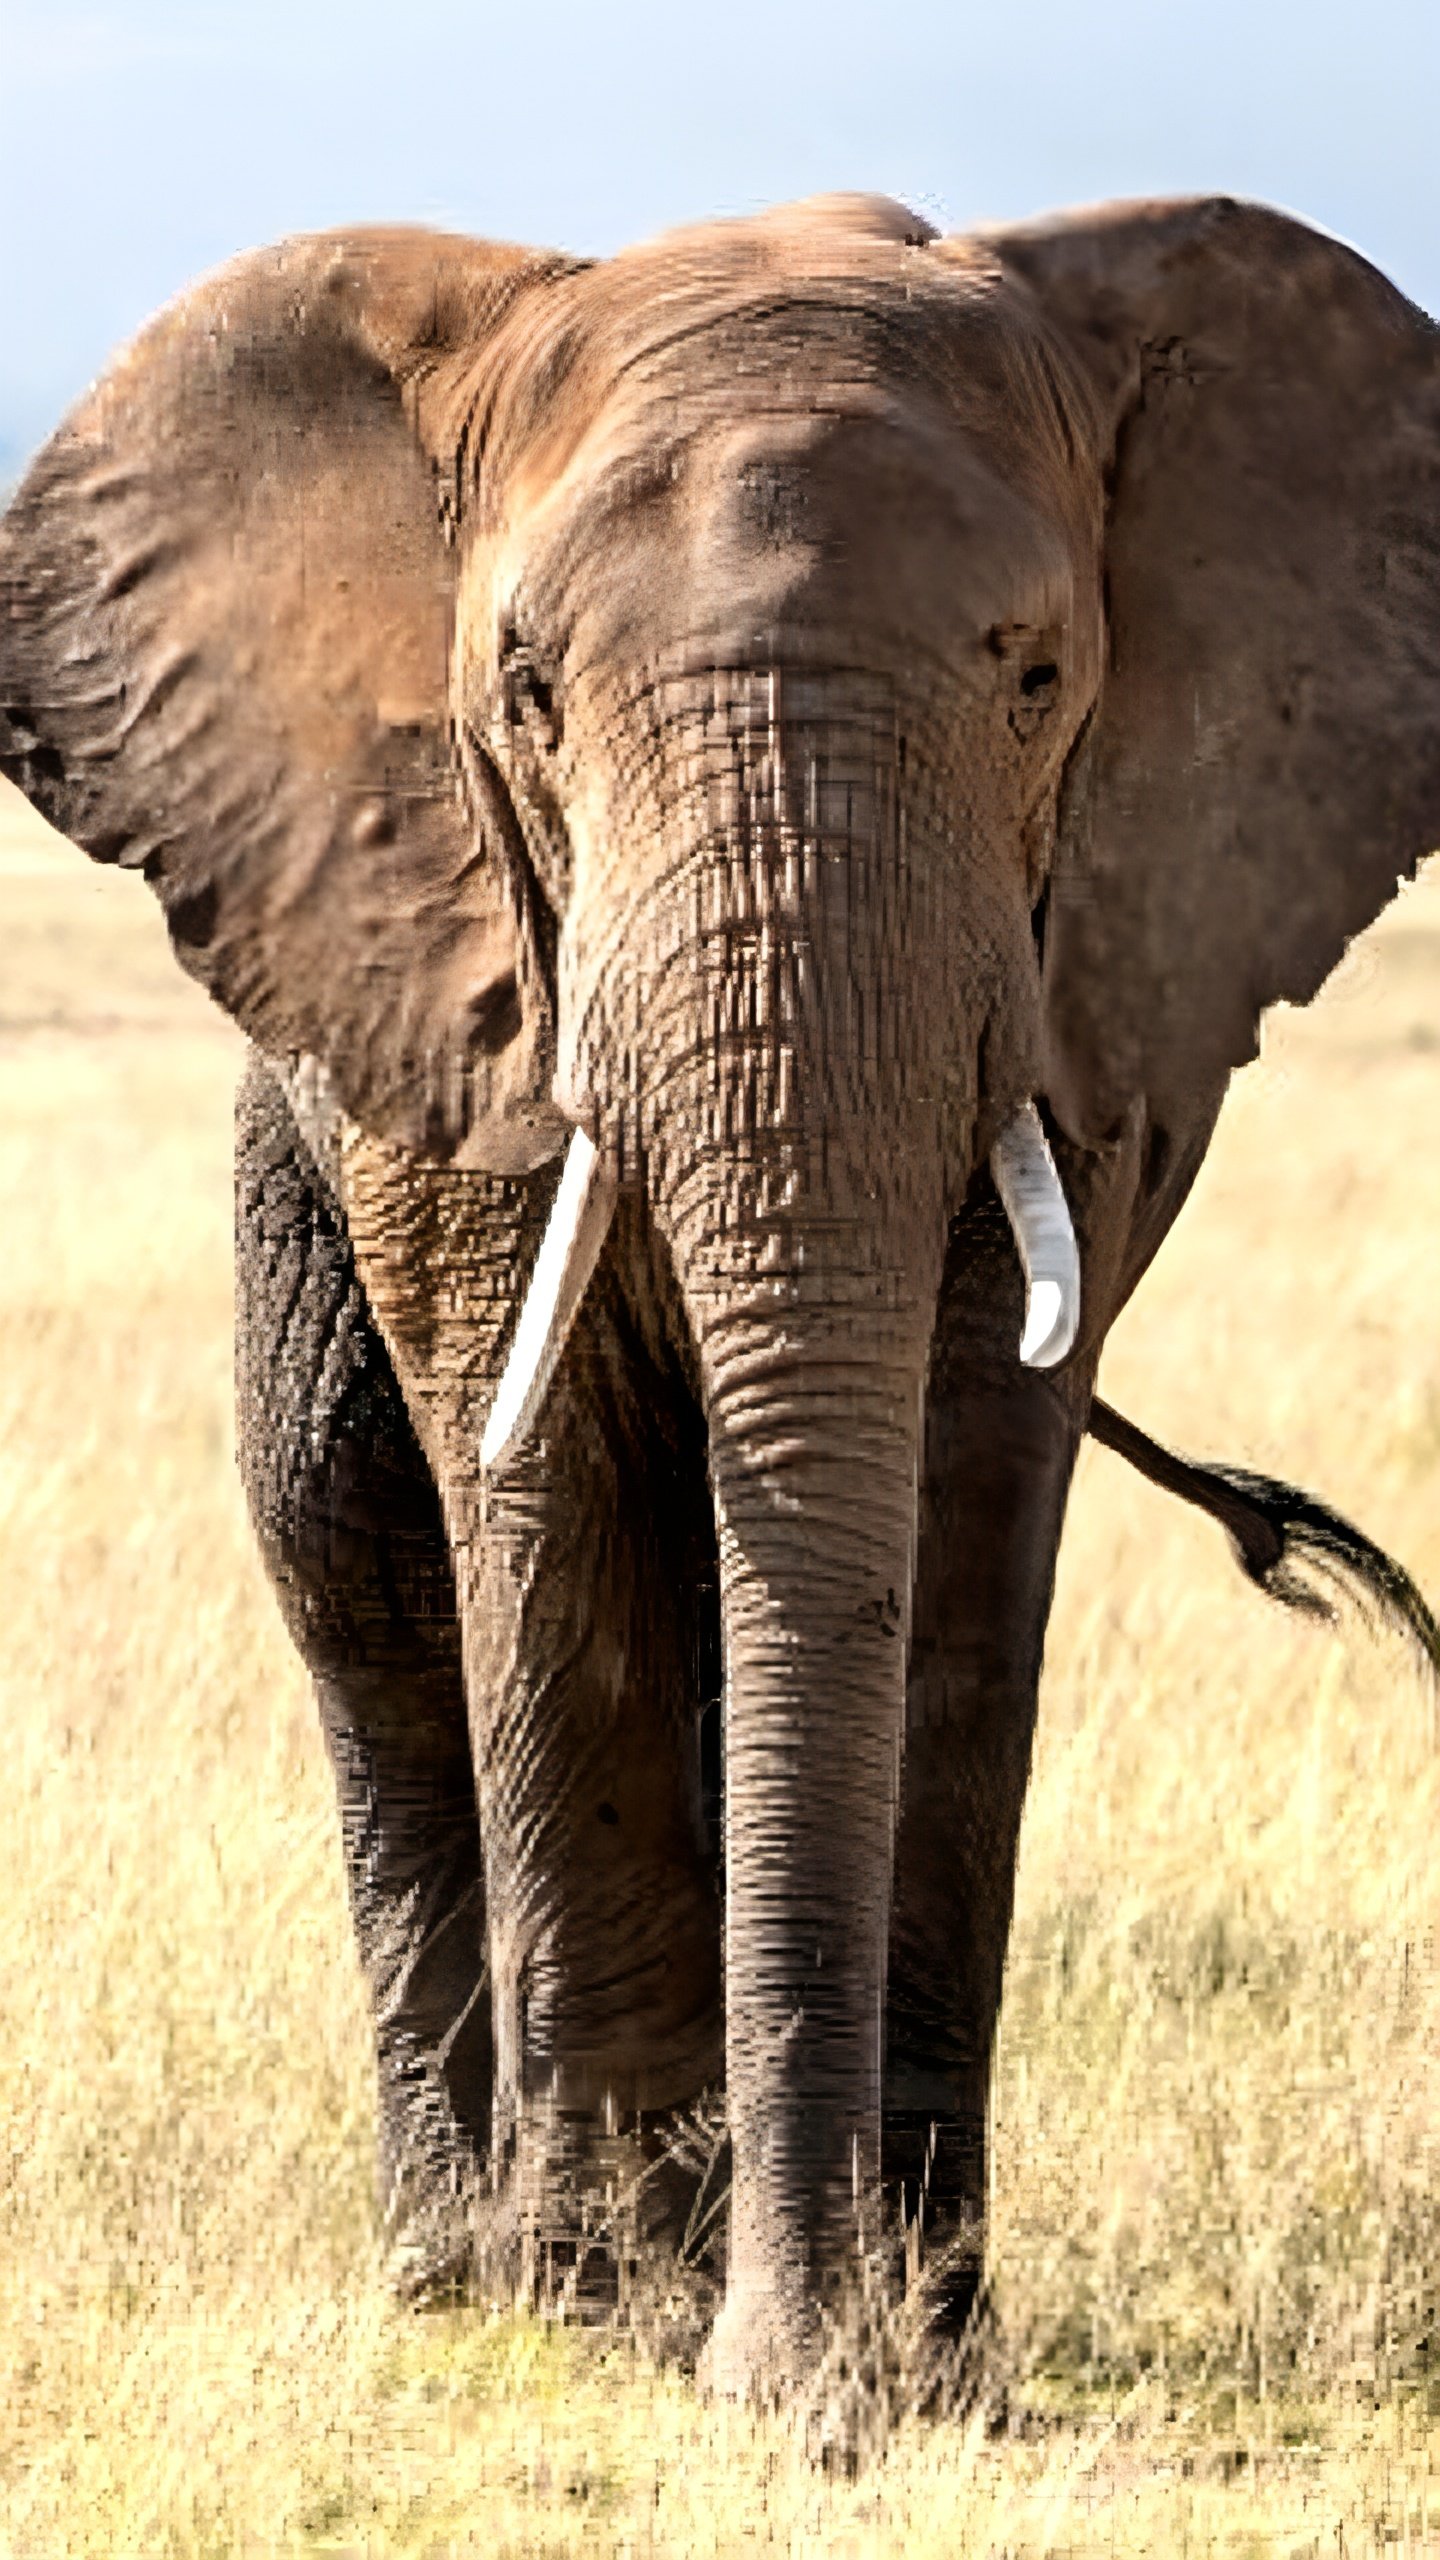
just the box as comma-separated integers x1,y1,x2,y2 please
479,1102,1080,1474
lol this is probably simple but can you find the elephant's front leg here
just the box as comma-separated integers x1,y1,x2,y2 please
457,1260,722,2295
341,1138,723,2299
235,1062,491,2294
886,1182,1091,2332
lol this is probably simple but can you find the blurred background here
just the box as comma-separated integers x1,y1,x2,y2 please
3,0,1438,477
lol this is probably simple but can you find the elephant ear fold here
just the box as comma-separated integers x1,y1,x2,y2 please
0,227,575,1169
980,197,1440,1147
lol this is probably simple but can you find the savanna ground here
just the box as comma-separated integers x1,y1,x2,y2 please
3,768,1440,2555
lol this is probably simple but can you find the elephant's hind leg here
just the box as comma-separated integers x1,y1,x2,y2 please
234,1057,490,2291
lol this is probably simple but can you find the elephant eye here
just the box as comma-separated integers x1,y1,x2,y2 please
988,625,1063,738
501,646,561,748
1007,655,1062,744
517,662,555,724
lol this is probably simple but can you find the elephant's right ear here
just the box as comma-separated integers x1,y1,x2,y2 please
0,228,574,1168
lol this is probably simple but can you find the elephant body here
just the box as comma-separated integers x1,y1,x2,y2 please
235,1039,1111,2326
4,191,1438,2394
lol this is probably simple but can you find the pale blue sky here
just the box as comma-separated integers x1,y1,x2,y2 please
2,0,1436,472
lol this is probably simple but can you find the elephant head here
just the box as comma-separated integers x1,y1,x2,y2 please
3,191,1438,2388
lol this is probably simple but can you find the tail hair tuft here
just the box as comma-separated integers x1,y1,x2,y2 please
1088,1397,1440,1682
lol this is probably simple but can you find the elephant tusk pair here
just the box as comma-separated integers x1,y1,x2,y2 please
480,1103,1079,1472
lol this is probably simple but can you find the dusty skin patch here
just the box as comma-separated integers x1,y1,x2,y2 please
4,775,1440,2550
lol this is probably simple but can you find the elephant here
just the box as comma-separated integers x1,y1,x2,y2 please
3,189,1439,2400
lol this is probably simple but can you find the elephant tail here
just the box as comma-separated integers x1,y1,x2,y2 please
1088,1396,1440,1680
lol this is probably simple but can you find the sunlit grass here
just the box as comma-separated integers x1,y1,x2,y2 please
3,774,1440,2552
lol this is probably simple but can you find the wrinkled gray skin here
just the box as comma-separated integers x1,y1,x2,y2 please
2,192,1439,2397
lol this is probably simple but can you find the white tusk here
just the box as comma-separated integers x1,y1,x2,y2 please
989,1101,1081,1370
480,1129,618,1472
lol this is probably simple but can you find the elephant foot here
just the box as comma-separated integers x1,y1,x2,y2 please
699,2281,877,2470
381,2154,526,2311
374,2048,499,2305
704,2263,1000,2467
700,2282,790,2403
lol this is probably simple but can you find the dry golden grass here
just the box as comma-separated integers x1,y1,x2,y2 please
3,766,1440,2553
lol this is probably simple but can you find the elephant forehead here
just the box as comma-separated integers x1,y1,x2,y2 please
499,382,1086,691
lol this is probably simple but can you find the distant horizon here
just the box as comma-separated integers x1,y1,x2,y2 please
4,0,1437,469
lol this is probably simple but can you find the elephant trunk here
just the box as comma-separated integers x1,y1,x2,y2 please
695,1287,932,2382
558,666,1045,2384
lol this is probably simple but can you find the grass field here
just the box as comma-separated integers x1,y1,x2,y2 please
3,766,1440,2554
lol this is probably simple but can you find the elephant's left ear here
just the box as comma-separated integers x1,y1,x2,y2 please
0,227,576,1168
977,197,1440,1146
